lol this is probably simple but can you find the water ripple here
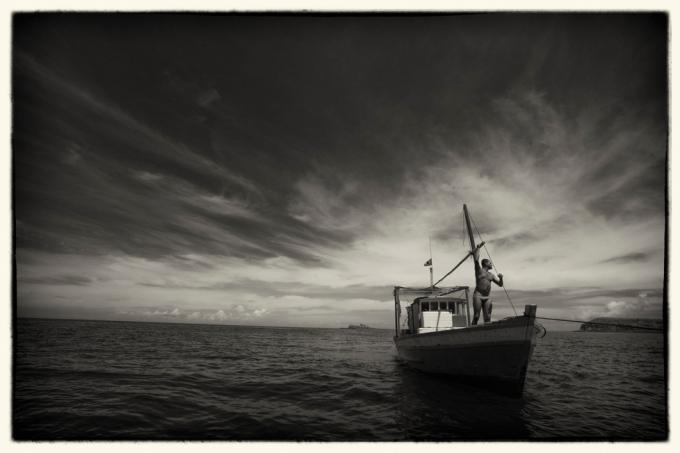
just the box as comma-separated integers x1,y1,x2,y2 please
14,319,666,440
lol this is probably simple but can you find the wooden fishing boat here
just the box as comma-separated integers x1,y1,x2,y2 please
393,205,538,396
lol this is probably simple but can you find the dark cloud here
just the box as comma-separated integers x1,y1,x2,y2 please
19,275,92,286
601,252,652,264
13,13,667,276
13,47,364,264
489,231,539,249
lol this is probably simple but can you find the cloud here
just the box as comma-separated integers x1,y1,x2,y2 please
14,100,351,263
18,275,92,286
196,88,221,107
15,52,260,195
148,307,181,317
133,171,163,183
124,305,271,323
601,252,651,264
15,53,315,261
288,173,370,233
138,278,393,302
13,15,666,327
488,231,539,249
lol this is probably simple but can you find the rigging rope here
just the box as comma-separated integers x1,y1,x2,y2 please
533,316,663,332
469,212,518,316
500,316,547,338
433,247,477,287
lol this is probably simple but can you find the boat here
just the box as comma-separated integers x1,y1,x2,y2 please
393,204,538,396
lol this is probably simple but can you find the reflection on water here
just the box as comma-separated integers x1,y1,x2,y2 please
393,359,530,440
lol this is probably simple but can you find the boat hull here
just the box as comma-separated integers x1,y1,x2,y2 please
394,315,536,395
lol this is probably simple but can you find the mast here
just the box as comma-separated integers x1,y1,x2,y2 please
463,204,476,327
463,204,477,252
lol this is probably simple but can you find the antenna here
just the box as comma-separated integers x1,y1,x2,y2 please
429,236,434,289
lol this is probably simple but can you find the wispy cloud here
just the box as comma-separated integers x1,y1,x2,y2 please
14,14,666,327
13,54,352,263
15,52,260,195
19,275,92,286
601,252,652,264
115,305,270,323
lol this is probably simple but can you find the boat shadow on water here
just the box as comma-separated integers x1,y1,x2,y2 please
393,357,532,440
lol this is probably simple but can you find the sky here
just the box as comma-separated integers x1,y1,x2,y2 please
13,13,667,330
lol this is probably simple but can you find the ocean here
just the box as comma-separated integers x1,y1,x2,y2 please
13,318,667,441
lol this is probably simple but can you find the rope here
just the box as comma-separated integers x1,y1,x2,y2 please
498,317,547,338
433,242,485,287
469,212,518,316
535,322,547,338
438,287,467,297
534,316,663,332
432,251,473,287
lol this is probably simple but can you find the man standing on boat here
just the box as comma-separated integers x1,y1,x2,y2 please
472,249,503,325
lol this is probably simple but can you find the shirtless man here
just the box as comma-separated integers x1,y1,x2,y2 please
472,249,503,325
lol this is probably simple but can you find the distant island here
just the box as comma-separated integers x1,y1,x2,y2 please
579,317,663,333
347,324,372,329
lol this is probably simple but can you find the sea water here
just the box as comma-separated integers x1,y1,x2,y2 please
13,318,667,440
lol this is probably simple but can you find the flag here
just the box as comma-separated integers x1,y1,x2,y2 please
424,258,432,266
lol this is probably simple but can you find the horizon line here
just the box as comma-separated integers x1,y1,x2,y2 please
14,316,393,330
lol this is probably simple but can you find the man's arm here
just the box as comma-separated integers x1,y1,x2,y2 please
492,272,504,287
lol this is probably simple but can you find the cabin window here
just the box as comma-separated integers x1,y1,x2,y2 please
448,302,456,313
439,302,447,311
421,302,430,311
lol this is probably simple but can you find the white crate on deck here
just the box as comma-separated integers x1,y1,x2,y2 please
421,311,453,328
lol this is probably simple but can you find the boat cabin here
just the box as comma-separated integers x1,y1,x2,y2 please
393,285,471,336
394,286,471,337
407,296,469,334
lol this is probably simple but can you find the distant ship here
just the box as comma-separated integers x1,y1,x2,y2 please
393,204,538,396
347,323,371,329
